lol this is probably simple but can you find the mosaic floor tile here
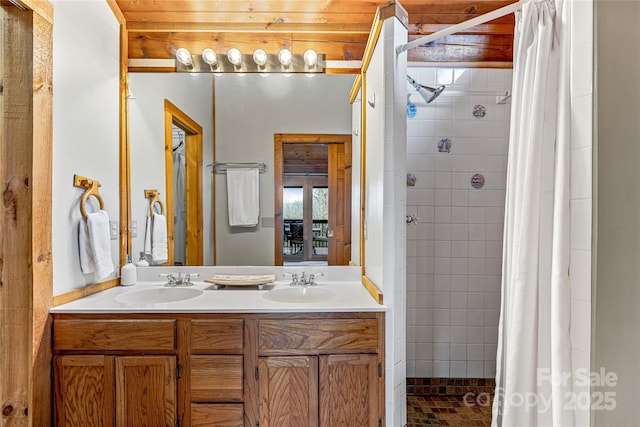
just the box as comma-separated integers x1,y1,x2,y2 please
407,395,493,427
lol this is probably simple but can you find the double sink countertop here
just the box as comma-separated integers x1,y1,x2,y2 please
50,266,385,313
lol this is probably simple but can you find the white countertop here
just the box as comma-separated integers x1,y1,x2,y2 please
50,280,385,314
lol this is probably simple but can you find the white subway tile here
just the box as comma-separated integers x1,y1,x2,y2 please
417,326,434,342
468,293,484,309
469,207,486,223
451,343,467,360
451,310,467,326
435,104,454,120
435,240,452,257
484,327,498,344
485,241,502,259
485,310,500,327
437,68,454,85
434,154,453,171
434,257,451,275
434,310,451,326
485,275,502,292
433,360,450,377
570,146,592,200
451,241,469,258
468,275,485,292
570,298,591,352
433,326,450,343
434,275,451,292
484,361,496,378
570,199,592,250
435,223,452,240
434,292,451,309
486,155,508,172
467,344,484,360
434,342,450,360
450,361,467,378
451,258,468,275
415,360,433,377
451,292,468,309
451,275,468,292
452,172,470,189
570,249,591,302
571,42,593,98
469,224,486,241
468,309,484,326
467,327,485,344
435,189,452,206
435,207,452,223
469,190,486,207
417,206,435,222
570,95,593,149
469,259,485,275
469,155,487,172
469,241,486,258
450,326,467,343
452,189,469,206
451,224,469,241
435,172,453,189
451,207,469,223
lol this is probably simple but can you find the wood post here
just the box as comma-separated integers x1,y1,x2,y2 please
0,3,53,425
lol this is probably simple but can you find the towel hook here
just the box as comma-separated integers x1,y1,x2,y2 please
144,189,164,218
74,174,105,220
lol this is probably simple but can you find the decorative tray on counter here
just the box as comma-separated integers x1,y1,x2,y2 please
204,274,276,290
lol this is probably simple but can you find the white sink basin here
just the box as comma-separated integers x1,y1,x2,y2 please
116,287,203,304
265,286,337,303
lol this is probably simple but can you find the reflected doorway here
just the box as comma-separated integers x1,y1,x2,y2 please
163,100,203,265
274,134,352,266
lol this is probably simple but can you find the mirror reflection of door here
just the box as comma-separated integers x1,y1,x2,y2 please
163,100,203,265
171,125,186,265
274,134,351,266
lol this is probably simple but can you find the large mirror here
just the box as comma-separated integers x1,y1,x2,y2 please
128,72,361,266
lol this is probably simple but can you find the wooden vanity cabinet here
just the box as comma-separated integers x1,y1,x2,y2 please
52,318,177,427
256,316,384,427
52,312,384,427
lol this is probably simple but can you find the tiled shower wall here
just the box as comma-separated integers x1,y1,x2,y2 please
406,67,512,379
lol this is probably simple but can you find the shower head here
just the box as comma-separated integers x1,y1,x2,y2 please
407,75,445,104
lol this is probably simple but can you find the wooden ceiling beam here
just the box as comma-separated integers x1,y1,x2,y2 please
406,34,513,63
126,22,372,34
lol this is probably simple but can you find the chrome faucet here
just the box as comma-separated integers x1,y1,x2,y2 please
160,272,199,287
285,271,324,286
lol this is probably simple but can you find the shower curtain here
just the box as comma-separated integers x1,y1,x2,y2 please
492,0,574,426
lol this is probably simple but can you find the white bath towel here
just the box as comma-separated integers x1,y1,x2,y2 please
85,210,114,280
78,219,95,274
226,168,260,227
151,214,168,263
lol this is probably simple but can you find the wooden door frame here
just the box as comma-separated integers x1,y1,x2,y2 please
274,133,351,266
164,100,203,265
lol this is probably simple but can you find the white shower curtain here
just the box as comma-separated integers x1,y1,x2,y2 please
492,0,574,425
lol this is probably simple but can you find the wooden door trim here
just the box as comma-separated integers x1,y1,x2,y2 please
164,99,203,265
274,134,352,266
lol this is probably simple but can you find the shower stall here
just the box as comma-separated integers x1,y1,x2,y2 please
405,66,512,398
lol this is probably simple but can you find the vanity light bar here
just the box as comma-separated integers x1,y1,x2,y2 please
175,49,325,74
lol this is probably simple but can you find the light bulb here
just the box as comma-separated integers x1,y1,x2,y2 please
303,49,318,67
252,49,268,67
202,48,218,66
227,48,242,66
175,48,193,66
278,48,292,67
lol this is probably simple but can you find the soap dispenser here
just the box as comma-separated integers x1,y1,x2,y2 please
121,254,137,286
136,251,149,267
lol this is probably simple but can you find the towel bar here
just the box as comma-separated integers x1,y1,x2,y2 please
74,174,105,220
144,189,165,217
208,161,267,174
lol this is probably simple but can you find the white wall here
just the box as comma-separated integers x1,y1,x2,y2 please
52,0,120,295
351,91,362,265
128,73,214,264
405,67,511,378
363,16,408,426
214,74,354,265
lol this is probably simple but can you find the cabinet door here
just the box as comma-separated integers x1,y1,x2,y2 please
115,356,176,427
54,356,115,427
258,356,318,427
319,354,379,427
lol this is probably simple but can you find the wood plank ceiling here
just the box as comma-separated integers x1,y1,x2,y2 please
115,0,516,70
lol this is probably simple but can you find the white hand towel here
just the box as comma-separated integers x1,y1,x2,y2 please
226,168,260,227
151,213,168,263
78,219,96,274
86,210,114,280
144,215,152,256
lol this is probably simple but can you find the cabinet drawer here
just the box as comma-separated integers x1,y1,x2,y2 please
191,319,243,354
191,404,243,427
191,356,243,402
258,319,379,355
53,319,175,352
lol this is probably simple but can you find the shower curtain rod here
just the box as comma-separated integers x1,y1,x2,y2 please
396,0,524,54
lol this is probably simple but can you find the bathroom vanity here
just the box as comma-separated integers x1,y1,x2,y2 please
50,275,385,427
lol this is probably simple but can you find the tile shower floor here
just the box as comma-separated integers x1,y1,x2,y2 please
407,394,493,427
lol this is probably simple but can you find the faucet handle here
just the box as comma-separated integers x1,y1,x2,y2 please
308,272,324,286
284,272,299,286
184,273,199,286
159,273,176,286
